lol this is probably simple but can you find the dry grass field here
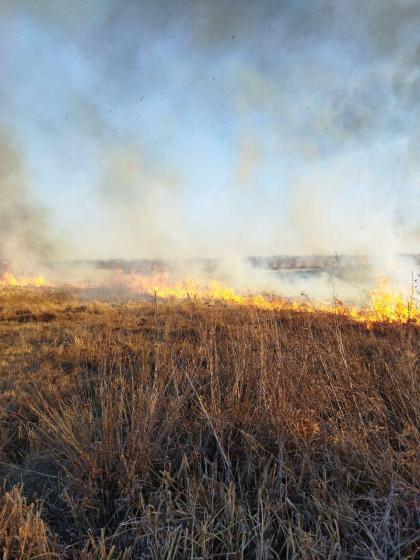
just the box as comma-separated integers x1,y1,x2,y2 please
0,287,418,558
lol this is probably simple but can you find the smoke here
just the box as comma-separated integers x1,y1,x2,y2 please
0,129,56,273
0,1,419,293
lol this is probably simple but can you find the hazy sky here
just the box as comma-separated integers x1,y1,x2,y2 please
1,0,419,260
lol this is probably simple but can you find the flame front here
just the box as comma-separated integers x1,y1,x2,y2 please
1,271,47,288
1,268,418,326
121,271,418,325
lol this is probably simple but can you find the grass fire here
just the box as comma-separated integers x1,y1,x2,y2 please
0,262,419,558
1,266,419,326
1,1,420,558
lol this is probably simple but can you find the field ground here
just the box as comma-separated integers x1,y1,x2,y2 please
0,287,418,558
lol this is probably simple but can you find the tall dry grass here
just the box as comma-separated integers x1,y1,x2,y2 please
0,288,418,558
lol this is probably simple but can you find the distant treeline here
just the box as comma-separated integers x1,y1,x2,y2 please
45,254,420,275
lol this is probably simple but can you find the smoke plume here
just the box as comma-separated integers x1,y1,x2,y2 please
0,129,56,273
0,1,418,293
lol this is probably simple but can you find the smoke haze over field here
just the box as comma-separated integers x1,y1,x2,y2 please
0,131,56,272
0,1,419,269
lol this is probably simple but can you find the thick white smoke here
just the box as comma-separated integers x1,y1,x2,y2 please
0,1,418,297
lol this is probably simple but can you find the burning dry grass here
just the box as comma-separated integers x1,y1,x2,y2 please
0,287,418,558
2,268,419,326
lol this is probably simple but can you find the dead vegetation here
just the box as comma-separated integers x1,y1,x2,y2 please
0,287,418,558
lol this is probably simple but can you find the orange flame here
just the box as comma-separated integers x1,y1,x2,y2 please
1,271,47,288
120,272,418,325
1,269,418,326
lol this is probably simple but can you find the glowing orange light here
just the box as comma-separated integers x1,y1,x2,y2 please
1,268,418,326
1,271,47,288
